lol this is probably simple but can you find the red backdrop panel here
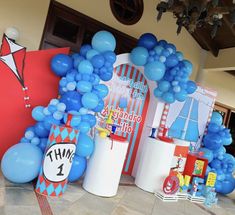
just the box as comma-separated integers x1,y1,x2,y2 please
0,48,70,159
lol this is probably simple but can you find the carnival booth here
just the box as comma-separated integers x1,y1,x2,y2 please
0,30,234,207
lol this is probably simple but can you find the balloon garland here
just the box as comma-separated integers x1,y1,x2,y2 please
199,111,235,194
130,33,197,104
1,31,117,183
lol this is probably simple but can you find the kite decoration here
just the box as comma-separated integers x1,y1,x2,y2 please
0,34,30,108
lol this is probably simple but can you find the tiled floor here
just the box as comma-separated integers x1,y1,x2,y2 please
0,171,234,215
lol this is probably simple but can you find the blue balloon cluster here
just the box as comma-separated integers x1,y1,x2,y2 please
199,112,235,194
130,33,197,104
1,30,116,183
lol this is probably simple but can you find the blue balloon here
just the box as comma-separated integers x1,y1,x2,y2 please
81,93,99,109
103,51,116,64
153,88,163,97
144,61,165,81
78,121,90,133
176,51,184,61
182,60,193,73
81,114,97,127
80,44,92,57
32,106,45,121
68,155,87,182
78,60,94,74
166,43,176,54
175,90,187,102
199,148,213,163
211,112,223,126
76,134,94,157
86,49,99,60
92,99,104,112
208,123,220,133
60,91,82,111
130,47,149,66
158,40,167,47
100,71,113,81
165,54,179,68
138,33,157,50
43,115,60,130
204,133,223,150
210,159,222,170
51,54,73,77
35,122,49,138
217,179,235,194
161,92,175,104
92,31,116,52
38,138,48,153
1,143,43,183
76,81,92,93
158,80,170,92
186,81,197,94
93,84,109,98
73,55,85,68
91,54,105,68
90,74,100,85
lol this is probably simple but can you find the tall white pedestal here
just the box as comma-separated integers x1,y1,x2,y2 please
135,137,176,193
83,135,129,197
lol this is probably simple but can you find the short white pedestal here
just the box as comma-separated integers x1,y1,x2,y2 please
135,137,176,193
83,135,129,197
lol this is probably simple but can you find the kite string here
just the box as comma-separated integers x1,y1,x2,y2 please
22,86,31,108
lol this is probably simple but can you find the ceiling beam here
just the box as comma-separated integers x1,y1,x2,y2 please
223,15,235,37
192,29,219,57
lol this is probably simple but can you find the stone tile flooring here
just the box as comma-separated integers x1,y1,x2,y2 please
0,172,234,215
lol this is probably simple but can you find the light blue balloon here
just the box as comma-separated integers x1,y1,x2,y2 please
78,60,94,74
92,31,116,52
81,93,99,109
53,111,64,120
92,99,104,112
158,80,170,92
68,155,87,182
25,130,34,140
78,121,90,133
76,134,94,157
211,111,223,126
199,147,213,163
31,137,40,146
93,84,109,98
175,90,187,102
56,102,66,112
130,47,149,66
154,88,163,97
186,81,197,94
162,92,175,103
32,106,45,121
86,49,99,60
76,81,92,93
66,81,76,91
144,61,166,81
1,143,43,183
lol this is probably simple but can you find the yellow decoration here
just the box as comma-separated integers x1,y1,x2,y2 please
106,109,115,125
96,127,110,138
177,173,185,187
184,175,191,186
206,172,217,187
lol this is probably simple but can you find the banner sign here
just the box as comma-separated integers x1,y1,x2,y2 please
98,64,150,175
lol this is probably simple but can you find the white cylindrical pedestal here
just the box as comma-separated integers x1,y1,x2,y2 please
135,137,176,193
83,135,129,197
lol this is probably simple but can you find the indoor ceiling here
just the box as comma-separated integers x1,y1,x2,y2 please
189,0,235,57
